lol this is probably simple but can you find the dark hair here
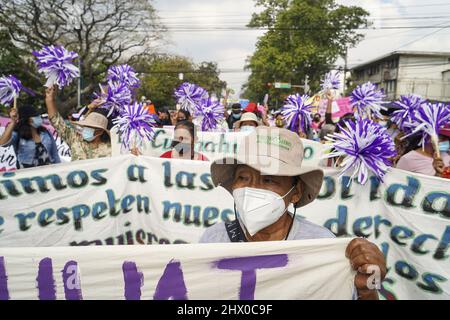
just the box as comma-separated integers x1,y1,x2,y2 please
175,120,195,140
402,134,423,155
15,114,47,141
178,109,191,120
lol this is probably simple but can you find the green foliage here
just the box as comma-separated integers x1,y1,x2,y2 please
243,0,369,107
137,54,227,109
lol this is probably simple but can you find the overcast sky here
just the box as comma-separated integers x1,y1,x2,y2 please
153,0,450,98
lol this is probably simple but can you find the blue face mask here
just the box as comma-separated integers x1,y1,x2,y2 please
31,116,43,129
82,127,96,142
233,113,241,120
439,140,450,152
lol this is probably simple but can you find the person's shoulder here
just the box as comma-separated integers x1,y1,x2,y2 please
160,150,172,159
294,217,336,240
199,222,229,243
198,153,209,161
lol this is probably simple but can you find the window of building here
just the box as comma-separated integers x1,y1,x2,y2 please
384,80,397,93
369,65,380,75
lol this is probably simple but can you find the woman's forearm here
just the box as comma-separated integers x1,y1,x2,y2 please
0,122,15,146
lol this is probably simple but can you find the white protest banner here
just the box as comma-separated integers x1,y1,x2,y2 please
111,129,324,166
0,156,232,246
0,155,449,299
300,168,450,300
0,126,16,172
0,117,72,171
0,238,354,300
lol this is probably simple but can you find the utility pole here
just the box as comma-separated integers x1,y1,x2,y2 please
343,47,348,95
304,75,310,94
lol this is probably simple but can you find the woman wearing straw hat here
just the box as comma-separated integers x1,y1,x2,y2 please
44,86,111,161
233,112,262,133
200,127,387,300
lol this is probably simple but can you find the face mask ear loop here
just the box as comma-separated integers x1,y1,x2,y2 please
285,205,297,241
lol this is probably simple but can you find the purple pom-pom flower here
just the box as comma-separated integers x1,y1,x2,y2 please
323,118,397,185
391,94,426,132
0,75,23,106
175,82,209,114
113,102,158,152
95,81,132,117
194,98,225,132
281,94,314,134
350,82,387,119
402,102,450,149
33,45,80,89
320,71,341,92
107,64,141,90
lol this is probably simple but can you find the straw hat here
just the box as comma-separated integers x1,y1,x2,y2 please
72,112,109,135
234,112,262,129
211,127,324,208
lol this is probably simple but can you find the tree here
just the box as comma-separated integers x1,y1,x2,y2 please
242,0,369,107
137,54,227,109
0,0,163,116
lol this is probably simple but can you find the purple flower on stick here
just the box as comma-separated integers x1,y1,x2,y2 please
194,98,225,132
33,45,80,89
320,71,341,92
281,94,314,134
391,94,426,132
107,65,141,89
350,82,387,119
323,118,397,185
174,82,209,114
113,102,158,152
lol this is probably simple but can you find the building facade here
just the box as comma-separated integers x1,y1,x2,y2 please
351,51,450,102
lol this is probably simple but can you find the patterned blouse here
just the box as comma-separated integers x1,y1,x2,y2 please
49,113,111,161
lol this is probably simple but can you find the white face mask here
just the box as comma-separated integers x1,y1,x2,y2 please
240,126,256,133
233,186,295,236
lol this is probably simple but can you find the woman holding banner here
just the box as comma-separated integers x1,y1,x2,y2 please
44,86,112,161
200,127,387,300
160,120,209,161
0,105,61,169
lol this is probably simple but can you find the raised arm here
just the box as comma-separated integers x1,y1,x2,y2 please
45,86,58,119
0,109,18,146
325,90,335,125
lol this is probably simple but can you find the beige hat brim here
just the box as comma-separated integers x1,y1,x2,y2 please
211,155,324,208
234,119,262,129
70,120,110,136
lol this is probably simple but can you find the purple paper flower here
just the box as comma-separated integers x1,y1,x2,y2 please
0,75,23,106
113,102,158,151
95,81,132,117
174,82,209,114
391,94,427,132
33,45,80,89
281,94,314,134
402,102,450,147
320,71,341,92
350,82,386,119
324,118,397,185
194,98,225,132
107,65,141,89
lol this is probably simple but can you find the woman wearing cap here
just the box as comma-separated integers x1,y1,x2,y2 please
0,106,61,169
45,86,111,161
160,121,209,161
233,112,261,133
200,127,387,300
